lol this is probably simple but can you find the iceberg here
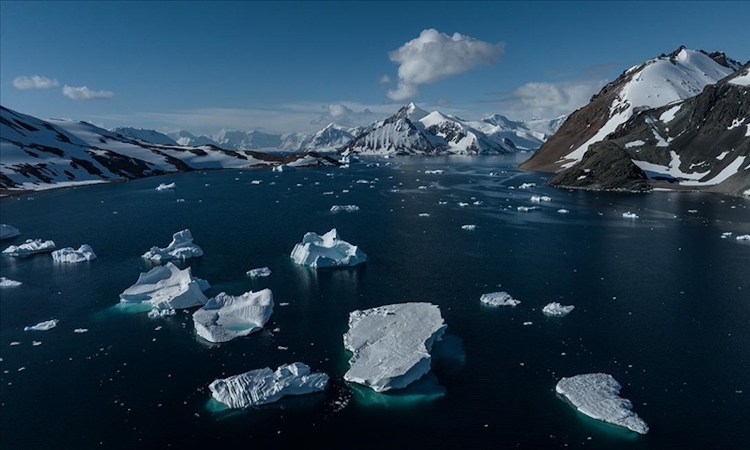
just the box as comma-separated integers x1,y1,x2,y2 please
51,244,96,263
209,362,329,409
558,209,570,214
24,319,58,331
556,373,649,435
518,183,536,189
622,212,639,219
73,328,88,333
193,289,274,343
246,267,271,277
461,224,476,230
480,292,521,307
330,205,360,213
737,235,750,241
0,277,22,288
272,164,296,172
290,228,366,268
142,229,203,262
542,302,575,316
119,262,209,310
343,302,446,392
0,224,20,240
2,239,56,257
531,195,552,202
721,232,732,238
156,182,175,190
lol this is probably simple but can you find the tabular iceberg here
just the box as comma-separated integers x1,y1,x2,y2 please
51,244,96,263
0,224,20,240
24,319,58,331
290,228,366,268
142,229,203,262
543,302,575,316
0,277,22,287
119,262,209,310
556,373,649,434
209,362,329,409
2,239,56,257
193,289,274,343
480,292,521,307
343,302,446,392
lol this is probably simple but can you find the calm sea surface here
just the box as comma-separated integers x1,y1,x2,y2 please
1,155,748,449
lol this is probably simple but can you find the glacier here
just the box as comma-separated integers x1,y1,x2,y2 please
142,229,203,262
193,289,274,343
0,224,20,240
2,239,56,257
480,292,521,307
24,319,59,331
51,244,97,263
119,262,209,310
542,302,575,316
290,228,367,268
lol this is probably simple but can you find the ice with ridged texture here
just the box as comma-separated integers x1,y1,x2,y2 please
543,302,575,316
0,277,22,287
193,289,274,343
51,244,96,263
3,239,56,257
556,373,649,434
480,292,521,307
156,182,175,190
0,224,21,240
119,262,209,310
343,302,446,392
142,229,203,262
290,228,366,268
209,362,329,409
24,319,58,331
330,205,360,213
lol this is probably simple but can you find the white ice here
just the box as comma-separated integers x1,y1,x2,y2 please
543,302,575,316
193,289,274,343
119,262,209,310
2,239,56,257
246,267,271,277
330,205,360,213
480,292,521,307
290,228,367,268
156,182,175,190
142,229,203,262
518,206,541,212
461,224,476,230
147,308,176,318
0,277,22,287
531,195,551,202
737,235,750,241
51,244,96,263
622,212,639,219
24,319,58,331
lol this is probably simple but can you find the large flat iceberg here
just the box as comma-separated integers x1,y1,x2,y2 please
2,239,56,257
209,362,329,409
343,302,446,392
556,373,649,434
51,244,96,263
290,228,366,268
193,289,274,343
119,262,209,310
0,224,21,240
142,229,203,262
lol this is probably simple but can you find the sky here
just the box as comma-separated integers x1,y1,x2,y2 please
1,1,748,136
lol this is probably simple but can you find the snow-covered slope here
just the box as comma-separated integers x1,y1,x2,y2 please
302,123,360,153
167,130,219,147
111,127,178,146
215,129,282,150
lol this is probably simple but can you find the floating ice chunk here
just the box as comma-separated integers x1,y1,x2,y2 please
147,308,176,318
543,302,575,316
322,191,334,195
193,289,273,343
622,212,639,219
73,328,88,333
10,341,20,346
32,341,42,346
687,209,697,213
343,303,446,392
0,277,22,288
2,239,56,257
518,183,536,189
251,180,262,184
461,224,476,230
518,206,540,212
424,169,444,174
419,213,430,217
356,179,371,184
473,201,483,205
156,182,175,191
0,224,20,240
290,229,366,268
24,319,58,331
246,267,271,277
558,209,570,214
737,235,750,241
209,362,329,409
721,232,732,239
119,262,209,310
458,202,469,207
556,373,649,435
523,322,533,326
480,292,520,307
51,244,96,263
142,229,203,262
531,195,552,202
331,205,360,213
272,164,296,172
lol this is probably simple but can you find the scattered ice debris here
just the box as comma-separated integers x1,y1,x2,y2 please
523,322,533,326
558,209,570,214
2,239,56,257
518,183,536,189
622,212,639,219
330,205,360,213
119,262,209,310
721,232,732,239
438,201,447,205
542,302,575,316
343,303,446,392
73,328,88,333
556,373,649,435
517,206,540,212
737,235,750,241
246,267,271,277
419,213,430,217
193,289,273,343
480,292,520,307
156,182,175,191
290,229,367,268
148,308,176,318
531,195,552,202
272,164,296,172
424,170,444,174
32,341,42,346
0,224,21,240
0,277,22,288
209,362,329,409
51,244,96,263
461,225,476,230
24,319,58,331
142,229,203,262
458,202,469,207
176,198,185,203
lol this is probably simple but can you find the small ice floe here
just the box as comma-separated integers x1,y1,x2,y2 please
458,202,469,207
142,229,203,262
209,362,329,409
73,328,88,333
356,180,370,184
193,289,274,343
290,229,366,268
51,245,96,263
156,182,175,191
687,209,697,213
473,201,483,206
148,308,176,318
24,319,58,331
622,212,639,219
278,346,289,351
251,180,262,184
2,239,56,257
32,341,42,346
424,170,444,174
518,183,536,189
556,373,649,434
10,342,21,346
737,235,750,241
322,191,334,195
518,206,540,212
176,198,186,203
0,224,21,240
721,232,732,239
542,302,575,316
330,205,360,213
558,209,570,214
0,277,22,288
531,195,551,203
272,164,296,172
279,302,289,307
342,189,349,193
438,201,447,205
523,322,533,326
461,224,476,230
119,262,209,310
246,267,271,277
419,213,430,217
480,292,520,307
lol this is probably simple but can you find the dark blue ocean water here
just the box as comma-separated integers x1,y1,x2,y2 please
1,155,748,449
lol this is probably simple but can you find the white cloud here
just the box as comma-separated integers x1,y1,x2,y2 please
379,74,392,84
13,75,59,90
387,29,505,101
487,78,607,120
62,85,114,101
311,103,386,128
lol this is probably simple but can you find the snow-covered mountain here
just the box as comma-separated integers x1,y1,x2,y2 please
111,127,178,146
301,123,361,153
521,47,741,172
167,130,219,147
215,129,283,150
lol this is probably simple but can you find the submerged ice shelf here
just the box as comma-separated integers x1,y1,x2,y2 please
193,289,274,343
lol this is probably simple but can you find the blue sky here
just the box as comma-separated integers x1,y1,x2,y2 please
1,1,748,135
